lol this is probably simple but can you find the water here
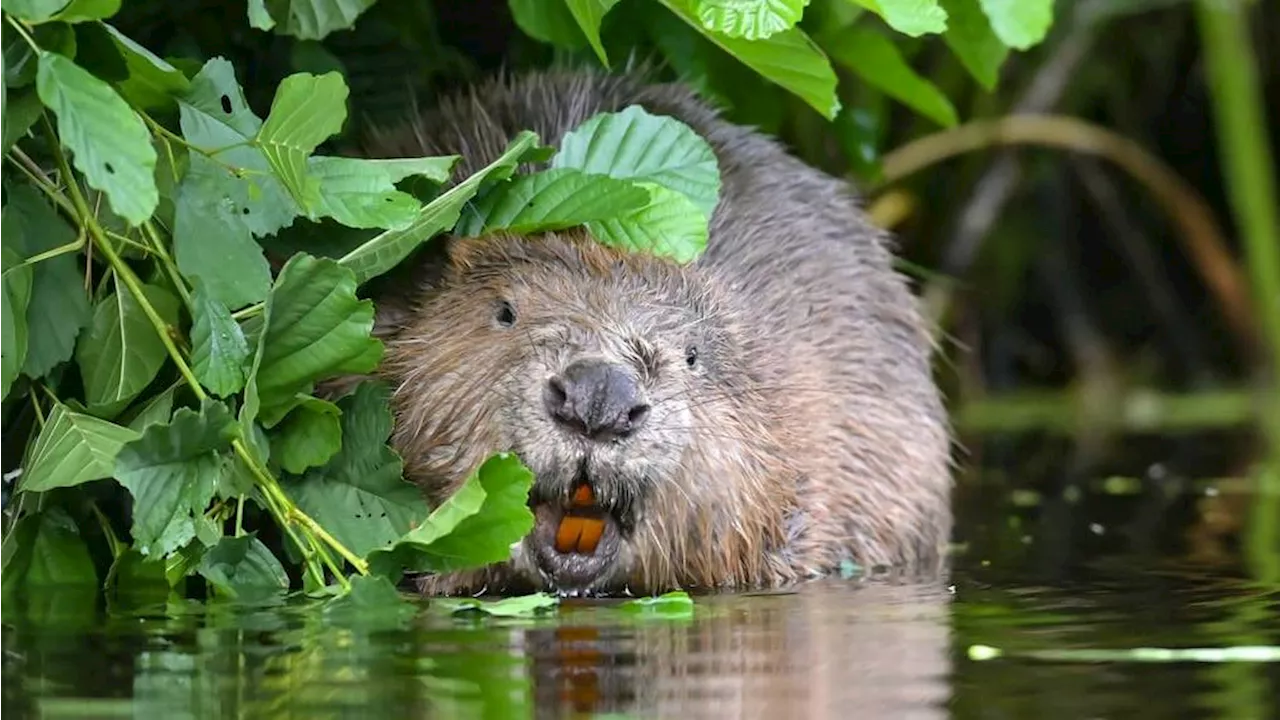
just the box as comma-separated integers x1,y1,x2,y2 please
4,473,1279,718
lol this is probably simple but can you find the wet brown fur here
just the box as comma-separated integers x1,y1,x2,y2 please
352,69,953,596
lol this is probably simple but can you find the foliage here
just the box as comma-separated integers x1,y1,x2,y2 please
0,0,1052,609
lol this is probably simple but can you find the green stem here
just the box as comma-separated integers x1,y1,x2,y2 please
12,238,86,270
235,495,245,537
5,151,78,218
141,220,193,309
1196,0,1280,582
3,13,38,51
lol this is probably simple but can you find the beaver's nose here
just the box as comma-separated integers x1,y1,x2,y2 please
545,359,650,440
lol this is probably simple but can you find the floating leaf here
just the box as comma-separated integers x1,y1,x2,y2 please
848,0,948,37
368,453,535,575
76,281,180,414
456,168,650,237
246,254,382,418
978,0,1052,50
307,155,457,230
620,590,695,616
322,575,418,629
18,403,140,492
588,183,708,263
553,105,722,218
261,0,378,41
114,400,237,557
256,71,349,212
36,51,157,224
338,131,541,285
434,593,559,618
0,508,98,589
197,535,289,600
822,24,958,127
1,246,33,399
693,0,807,41
282,382,425,558
269,396,343,474
658,0,840,119
190,281,251,396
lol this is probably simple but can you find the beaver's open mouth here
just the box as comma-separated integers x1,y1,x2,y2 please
528,475,625,592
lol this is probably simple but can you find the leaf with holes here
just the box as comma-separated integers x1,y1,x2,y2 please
76,282,180,416
262,0,378,40
307,155,458,230
1,246,33,400
244,254,382,420
281,382,426,558
338,131,542,285
692,0,807,40
940,0,1007,89
659,0,839,119
176,58,299,237
822,24,958,127
256,72,349,213
18,403,140,493
847,0,948,37
553,105,722,218
190,281,250,397
455,168,650,237
114,400,237,558
368,452,535,575
36,51,157,225
269,396,343,474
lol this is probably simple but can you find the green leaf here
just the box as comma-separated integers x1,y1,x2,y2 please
256,71,349,212
126,383,178,432
3,185,93,379
693,0,808,41
281,382,426,558
940,0,1008,90
455,168,650,237
247,0,276,30
262,0,378,41
307,155,458,230
0,508,98,589
2,89,44,153
114,400,237,557
18,403,140,492
197,535,289,600
176,58,299,238
621,590,695,616
190,281,250,397
588,183,708,263
322,574,417,629
368,453,535,575
76,281,180,414
101,23,191,110
49,0,121,23
553,105,722,218
269,396,342,474
510,0,589,50
172,155,275,310
847,0,948,37
565,0,622,65
658,0,840,119
338,131,541,285
978,0,1052,50
822,24,958,127
36,51,157,225
434,593,559,618
1,246,33,399
246,254,382,415
3,0,74,23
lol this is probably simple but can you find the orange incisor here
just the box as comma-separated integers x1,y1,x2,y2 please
555,484,604,554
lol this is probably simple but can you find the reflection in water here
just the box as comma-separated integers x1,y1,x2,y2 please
1,576,952,719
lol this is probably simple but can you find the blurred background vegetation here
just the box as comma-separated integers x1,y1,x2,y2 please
10,0,1280,577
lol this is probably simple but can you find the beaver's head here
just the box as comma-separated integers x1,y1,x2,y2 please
380,229,791,596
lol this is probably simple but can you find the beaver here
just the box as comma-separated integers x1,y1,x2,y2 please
357,70,953,596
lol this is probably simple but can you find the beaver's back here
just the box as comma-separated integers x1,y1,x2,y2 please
369,70,952,570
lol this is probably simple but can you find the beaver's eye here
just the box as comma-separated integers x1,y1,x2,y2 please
685,346,698,368
495,300,517,327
